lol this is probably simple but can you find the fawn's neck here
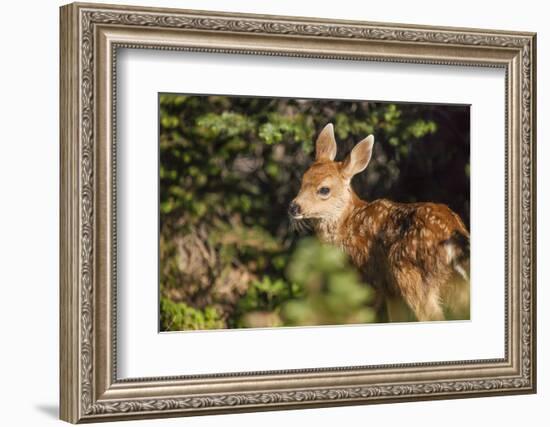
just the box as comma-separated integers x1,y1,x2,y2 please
313,190,366,245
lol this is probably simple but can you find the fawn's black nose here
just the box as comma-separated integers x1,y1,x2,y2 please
288,201,301,217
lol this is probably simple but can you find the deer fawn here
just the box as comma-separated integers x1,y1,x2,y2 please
289,123,470,322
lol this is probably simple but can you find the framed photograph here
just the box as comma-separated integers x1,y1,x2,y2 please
60,2,537,423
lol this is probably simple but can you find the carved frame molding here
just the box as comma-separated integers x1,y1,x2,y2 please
60,2,536,423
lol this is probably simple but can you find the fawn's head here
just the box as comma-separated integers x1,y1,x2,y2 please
289,123,374,222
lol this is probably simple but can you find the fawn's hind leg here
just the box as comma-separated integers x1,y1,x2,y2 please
441,271,470,320
414,288,445,321
393,266,445,322
385,295,416,322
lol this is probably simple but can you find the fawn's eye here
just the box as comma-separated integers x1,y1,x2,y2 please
318,187,331,196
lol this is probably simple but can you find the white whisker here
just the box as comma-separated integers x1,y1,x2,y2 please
289,216,313,236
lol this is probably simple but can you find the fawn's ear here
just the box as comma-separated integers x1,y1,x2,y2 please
341,135,374,179
315,123,337,162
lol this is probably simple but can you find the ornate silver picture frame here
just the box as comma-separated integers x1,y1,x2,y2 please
60,2,536,423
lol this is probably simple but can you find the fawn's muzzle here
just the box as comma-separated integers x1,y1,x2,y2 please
288,201,302,218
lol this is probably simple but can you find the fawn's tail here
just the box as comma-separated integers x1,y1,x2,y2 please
448,229,470,281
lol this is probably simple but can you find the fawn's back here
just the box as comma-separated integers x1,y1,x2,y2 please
341,199,469,318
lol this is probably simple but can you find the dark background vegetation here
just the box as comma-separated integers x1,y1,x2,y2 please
159,94,470,331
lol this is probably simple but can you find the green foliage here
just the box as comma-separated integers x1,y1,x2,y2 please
158,94,470,331
281,238,375,326
160,297,224,331
232,275,299,328
238,276,299,313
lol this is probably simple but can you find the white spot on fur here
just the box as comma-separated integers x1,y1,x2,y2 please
454,264,469,281
444,242,455,264
445,242,469,281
